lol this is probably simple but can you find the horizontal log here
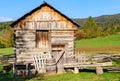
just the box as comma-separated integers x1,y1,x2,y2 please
16,27,76,30
52,39,73,42
15,48,49,52
15,44,35,48
16,30,35,32
51,32,74,34
15,31,35,34
52,38,74,41
17,55,32,59
51,30,74,33
15,34,35,37
51,36,74,38
20,53,49,55
15,38,35,40
17,59,34,63
15,42,35,45
16,36,35,39
15,39,35,42
16,35,36,38
52,48,64,50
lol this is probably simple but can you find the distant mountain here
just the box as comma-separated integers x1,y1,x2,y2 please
72,13,120,28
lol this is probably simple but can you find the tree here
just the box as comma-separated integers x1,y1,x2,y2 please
0,22,14,48
83,16,98,38
75,29,86,40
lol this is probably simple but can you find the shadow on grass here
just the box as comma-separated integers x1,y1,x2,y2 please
79,68,108,73
0,73,44,81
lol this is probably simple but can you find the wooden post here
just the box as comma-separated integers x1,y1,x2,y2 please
49,30,52,59
96,65,103,75
26,63,28,76
57,54,64,74
13,63,15,77
74,67,79,74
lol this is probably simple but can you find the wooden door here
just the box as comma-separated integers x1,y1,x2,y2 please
51,44,66,74
36,30,49,48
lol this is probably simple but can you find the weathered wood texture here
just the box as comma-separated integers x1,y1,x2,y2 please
12,3,78,74
51,30,75,58
14,6,77,30
32,54,46,73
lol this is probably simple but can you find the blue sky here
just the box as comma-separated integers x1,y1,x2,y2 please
0,0,120,22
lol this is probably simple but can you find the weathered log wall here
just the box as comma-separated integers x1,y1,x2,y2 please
51,30,75,58
14,29,49,63
13,5,77,67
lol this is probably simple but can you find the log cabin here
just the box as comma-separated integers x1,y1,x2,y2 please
11,2,79,74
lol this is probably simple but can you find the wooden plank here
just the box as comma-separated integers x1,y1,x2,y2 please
15,42,35,45
52,38,74,40
15,32,35,35
51,36,74,38
15,48,49,52
15,44,35,48
15,39,35,42
64,62,112,68
16,29,35,31
15,35,35,38
16,34,35,36
51,40,73,43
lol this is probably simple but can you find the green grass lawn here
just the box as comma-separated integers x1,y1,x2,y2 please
0,47,13,55
27,72,120,81
76,34,120,47
0,72,120,81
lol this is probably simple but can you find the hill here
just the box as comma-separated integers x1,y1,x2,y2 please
73,13,120,28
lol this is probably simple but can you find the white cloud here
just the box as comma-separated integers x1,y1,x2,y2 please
0,16,13,22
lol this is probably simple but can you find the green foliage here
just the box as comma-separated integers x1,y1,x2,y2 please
0,22,13,48
112,58,120,67
83,16,99,38
75,29,86,40
74,14,120,39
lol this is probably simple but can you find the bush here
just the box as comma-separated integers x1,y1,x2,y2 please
75,30,86,40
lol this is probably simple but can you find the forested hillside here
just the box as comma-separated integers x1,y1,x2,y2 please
73,14,120,39
73,13,120,27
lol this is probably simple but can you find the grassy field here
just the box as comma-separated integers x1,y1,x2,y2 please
76,34,120,54
28,72,120,81
0,72,120,81
76,34,120,47
0,47,13,55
